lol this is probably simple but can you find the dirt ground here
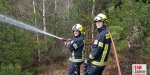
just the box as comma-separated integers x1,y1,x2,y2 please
38,59,120,75
38,56,150,75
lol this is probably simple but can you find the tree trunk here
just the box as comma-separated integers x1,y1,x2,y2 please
33,0,40,62
92,0,95,39
43,0,47,54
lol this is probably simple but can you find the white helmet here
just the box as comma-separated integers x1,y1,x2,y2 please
93,13,107,22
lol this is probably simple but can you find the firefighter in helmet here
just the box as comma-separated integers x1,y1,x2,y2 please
84,13,111,75
64,23,85,75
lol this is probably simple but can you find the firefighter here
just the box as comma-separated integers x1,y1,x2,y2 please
84,13,111,75
64,24,85,75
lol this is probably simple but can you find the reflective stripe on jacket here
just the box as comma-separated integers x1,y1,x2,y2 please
67,34,85,62
89,25,111,66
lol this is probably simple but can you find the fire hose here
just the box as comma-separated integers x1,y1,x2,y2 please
108,30,122,75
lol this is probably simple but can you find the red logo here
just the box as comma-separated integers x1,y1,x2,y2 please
132,64,147,75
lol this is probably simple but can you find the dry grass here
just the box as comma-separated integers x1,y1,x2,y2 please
39,59,141,75
38,59,69,75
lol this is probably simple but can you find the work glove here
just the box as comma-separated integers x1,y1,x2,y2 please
85,58,91,64
67,39,72,43
83,58,91,75
83,63,88,75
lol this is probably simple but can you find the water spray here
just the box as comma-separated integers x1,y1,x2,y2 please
0,14,67,41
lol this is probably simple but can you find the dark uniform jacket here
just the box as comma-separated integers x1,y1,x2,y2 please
67,34,85,62
89,25,111,66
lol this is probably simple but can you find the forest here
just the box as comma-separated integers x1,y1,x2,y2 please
0,0,150,75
